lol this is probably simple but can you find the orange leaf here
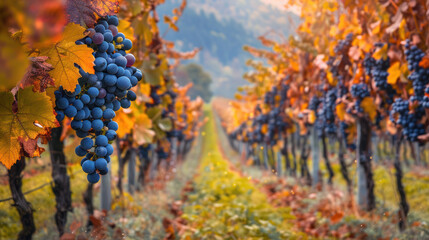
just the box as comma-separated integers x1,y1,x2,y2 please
41,23,95,91
419,57,429,68
372,44,388,61
330,212,344,224
0,88,56,169
387,62,401,85
361,97,377,122
336,102,345,121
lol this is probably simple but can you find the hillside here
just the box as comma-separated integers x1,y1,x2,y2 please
157,0,298,98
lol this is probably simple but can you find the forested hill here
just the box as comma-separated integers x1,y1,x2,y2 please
157,0,298,98
158,7,259,64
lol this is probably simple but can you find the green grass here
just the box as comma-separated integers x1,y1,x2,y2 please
180,105,299,240
0,162,88,239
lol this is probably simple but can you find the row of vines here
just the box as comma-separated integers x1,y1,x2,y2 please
0,0,203,239
217,0,429,235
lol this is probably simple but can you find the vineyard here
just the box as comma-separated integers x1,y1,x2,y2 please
0,0,429,239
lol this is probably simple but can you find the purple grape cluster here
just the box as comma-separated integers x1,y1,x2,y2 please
405,40,429,97
231,83,291,146
350,83,370,113
390,98,425,142
55,15,142,183
334,33,353,54
351,83,370,99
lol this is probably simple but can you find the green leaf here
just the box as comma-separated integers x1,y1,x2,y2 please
157,118,172,131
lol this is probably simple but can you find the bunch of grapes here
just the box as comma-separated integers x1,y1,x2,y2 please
138,144,152,160
280,83,289,103
405,40,429,97
264,90,275,106
390,98,425,142
351,83,370,99
156,148,169,159
350,83,370,114
340,122,356,150
334,33,353,54
363,53,376,76
321,88,337,134
55,15,142,183
308,96,321,112
422,87,429,108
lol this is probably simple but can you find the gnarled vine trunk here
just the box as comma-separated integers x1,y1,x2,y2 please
290,132,297,176
49,126,72,236
395,134,409,231
321,132,334,185
338,131,352,193
8,157,36,240
299,133,312,186
282,135,291,176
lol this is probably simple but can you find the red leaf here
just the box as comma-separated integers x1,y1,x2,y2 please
18,56,54,93
69,221,82,233
60,233,75,240
19,137,45,158
66,0,120,27
330,212,344,224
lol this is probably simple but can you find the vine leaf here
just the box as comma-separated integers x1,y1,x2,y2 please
157,118,172,132
0,33,30,91
66,0,119,27
0,87,57,168
133,113,155,145
17,56,54,92
0,137,21,169
20,137,45,158
41,23,94,91
115,109,135,138
372,44,388,61
387,62,401,85
336,102,346,121
361,97,377,122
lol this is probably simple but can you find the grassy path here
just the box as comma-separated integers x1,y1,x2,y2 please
179,106,299,239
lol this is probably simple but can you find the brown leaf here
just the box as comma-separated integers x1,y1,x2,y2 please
18,56,54,93
66,0,119,27
69,221,82,233
19,137,45,158
60,233,76,240
419,56,429,68
330,212,344,224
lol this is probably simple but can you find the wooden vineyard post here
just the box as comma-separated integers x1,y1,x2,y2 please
100,160,111,211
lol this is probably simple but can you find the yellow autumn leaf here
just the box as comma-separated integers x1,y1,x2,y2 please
361,97,377,122
118,19,135,43
372,44,388,61
338,14,347,31
387,62,401,85
336,102,346,121
115,110,135,138
261,124,268,134
308,110,316,124
0,33,29,91
0,87,56,168
0,137,21,169
290,60,300,72
133,113,155,145
327,70,336,86
140,83,151,96
41,23,94,91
